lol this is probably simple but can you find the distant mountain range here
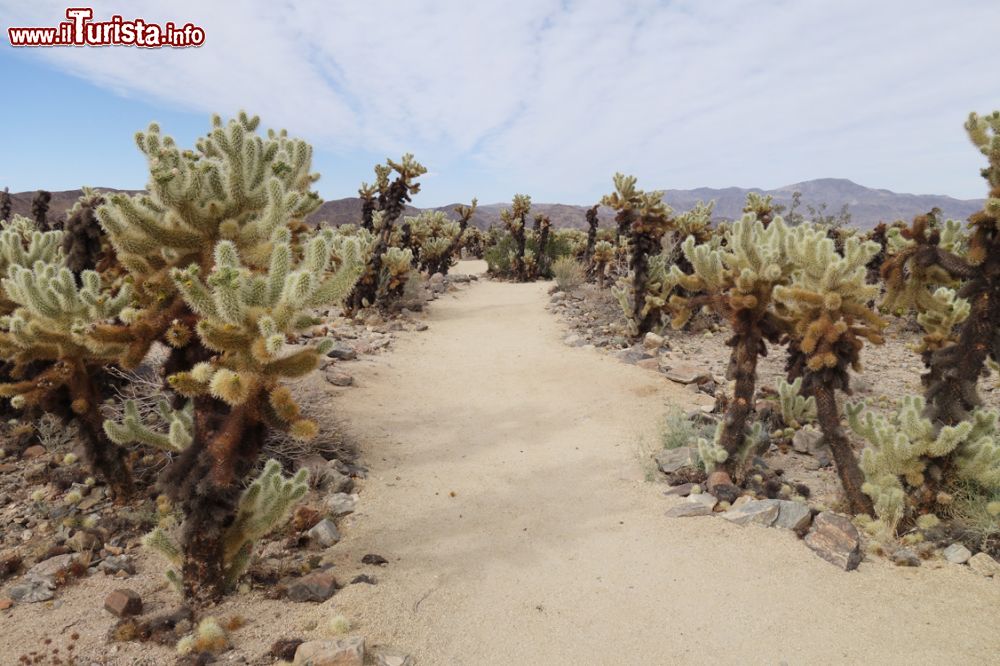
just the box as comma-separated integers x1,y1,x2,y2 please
5,178,984,232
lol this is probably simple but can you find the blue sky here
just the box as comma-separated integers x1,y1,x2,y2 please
1,1,999,206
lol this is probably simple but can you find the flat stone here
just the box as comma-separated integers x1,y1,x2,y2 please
322,466,355,494
308,519,341,548
654,447,698,474
942,543,972,564
287,571,338,603
98,555,136,576
375,652,415,666
326,493,357,517
104,588,143,617
773,500,813,534
294,636,364,666
663,483,696,497
636,358,660,371
664,362,711,385
27,553,78,579
721,499,780,527
665,493,717,517
967,552,1000,577
804,512,862,571
892,548,921,567
325,370,354,387
326,343,358,361
6,576,55,602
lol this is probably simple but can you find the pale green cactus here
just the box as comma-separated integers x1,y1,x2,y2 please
145,459,308,591
848,396,1000,530
696,420,763,475
777,377,817,429
104,398,193,452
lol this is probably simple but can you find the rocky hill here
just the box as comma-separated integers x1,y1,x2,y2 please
5,178,983,231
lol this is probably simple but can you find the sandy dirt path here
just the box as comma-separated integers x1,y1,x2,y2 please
333,261,1000,665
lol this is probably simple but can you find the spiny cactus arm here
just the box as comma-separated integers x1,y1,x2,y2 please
103,399,193,452
778,377,817,428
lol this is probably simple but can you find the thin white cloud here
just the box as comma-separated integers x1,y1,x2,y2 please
2,0,998,202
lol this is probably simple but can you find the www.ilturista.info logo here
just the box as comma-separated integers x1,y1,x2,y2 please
7,8,205,48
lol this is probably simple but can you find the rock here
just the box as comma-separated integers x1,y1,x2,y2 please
804,512,862,571
706,471,740,503
350,574,377,585
967,552,1000,577
292,505,322,531
731,495,752,509
22,445,46,459
642,332,664,350
323,466,355,494
326,344,358,361
942,543,972,564
616,348,652,364
664,362,711,385
104,588,143,617
294,636,365,666
665,493,717,517
792,426,824,454
550,292,566,303
772,501,812,534
663,483,696,497
415,323,429,332
0,597,12,610
654,447,698,474
270,639,304,661
636,358,660,371
308,519,341,548
361,553,389,566
325,370,354,387
375,651,415,666
99,555,136,576
563,334,584,347
892,548,921,567
6,576,55,603
287,571,338,602
28,553,79,579
721,499,780,527
326,493,357,517
67,530,102,553
429,272,445,284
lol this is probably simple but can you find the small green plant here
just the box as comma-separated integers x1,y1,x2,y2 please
552,256,585,292
777,377,816,429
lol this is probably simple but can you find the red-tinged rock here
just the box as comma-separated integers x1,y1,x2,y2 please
104,588,143,617
804,512,861,571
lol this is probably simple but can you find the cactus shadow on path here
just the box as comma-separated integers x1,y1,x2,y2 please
331,260,1000,666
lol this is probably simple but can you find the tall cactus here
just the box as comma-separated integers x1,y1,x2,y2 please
774,226,885,514
669,213,792,478
0,187,11,222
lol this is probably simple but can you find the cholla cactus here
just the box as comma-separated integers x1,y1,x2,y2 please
62,188,113,276
696,421,764,477
0,260,135,496
849,396,1000,531
774,226,885,514
0,187,11,222
31,190,53,230
591,240,615,287
407,207,469,275
0,216,64,310
603,173,674,336
668,214,792,476
105,398,193,452
499,194,532,281
145,459,308,592
533,213,552,278
742,192,777,227
777,377,817,429
584,204,600,262
346,155,426,312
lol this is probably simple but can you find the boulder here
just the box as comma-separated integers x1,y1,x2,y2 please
326,344,358,361
772,501,812,534
942,543,972,565
721,499,780,527
326,493,357,517
664,363,711,385
308,519,341,548
104,588,143,617
654,447,698,475
804,512,861,571
642,332,664,350
287,571,338,603
294,637,365,666
967,552,1000,577
665,493,717,517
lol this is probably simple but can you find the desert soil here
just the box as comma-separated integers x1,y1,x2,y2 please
3,259,999,665
331,260,1000,664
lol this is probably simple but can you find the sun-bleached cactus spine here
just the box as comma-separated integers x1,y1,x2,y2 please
669,214,792,477
145,459,308,592
603,173,674,336
774,226,885,514
849,396,1000,531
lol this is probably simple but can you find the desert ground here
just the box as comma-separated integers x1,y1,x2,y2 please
4,259,998,665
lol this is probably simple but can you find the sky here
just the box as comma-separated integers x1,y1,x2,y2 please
1,1,999,206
